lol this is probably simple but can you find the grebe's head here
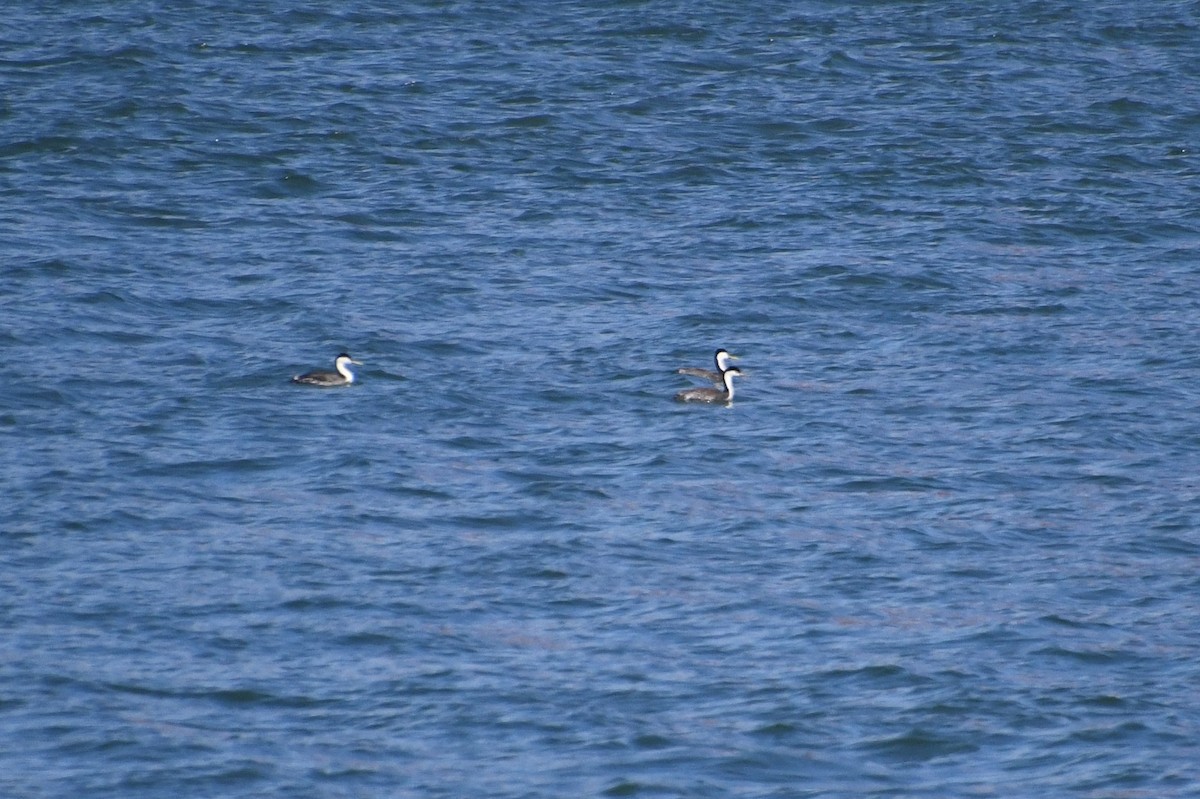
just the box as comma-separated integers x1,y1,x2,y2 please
714,349,740,370
335,353,362,366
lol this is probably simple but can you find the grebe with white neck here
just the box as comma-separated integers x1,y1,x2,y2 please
292,353,362,387
677,348,739,384
675,366,743,404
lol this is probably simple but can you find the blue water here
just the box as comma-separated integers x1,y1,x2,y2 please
3,2,1200,797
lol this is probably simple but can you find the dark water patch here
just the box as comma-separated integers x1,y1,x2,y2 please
502,113,555,129
253,170,325,198
334,630,402,649
861,727,979,762
138,456,291,479
206,688,325,709
1034,645,1131,666
834,475,946,493
0,135,83,158
1065,720,1151,746
955,302,1070,317
816,664,920,687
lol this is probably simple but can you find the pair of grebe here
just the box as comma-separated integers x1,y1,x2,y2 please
293,348,747,402
674,348,744,404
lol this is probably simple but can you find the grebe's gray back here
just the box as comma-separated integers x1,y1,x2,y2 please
675,366,743,404
677,348,738,384
292,353,362,387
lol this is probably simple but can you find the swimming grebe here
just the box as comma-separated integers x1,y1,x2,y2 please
675,366,743,404
292,353,362,387
677,348,739,384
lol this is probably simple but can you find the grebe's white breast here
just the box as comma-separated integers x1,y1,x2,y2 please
292,353,362,387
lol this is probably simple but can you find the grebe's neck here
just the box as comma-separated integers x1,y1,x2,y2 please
722,369,737,399
336,358,356,382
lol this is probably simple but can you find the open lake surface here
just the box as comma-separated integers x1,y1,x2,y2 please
3,2,1200,796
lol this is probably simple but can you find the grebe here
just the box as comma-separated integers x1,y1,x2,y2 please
677,348,739,384
292,353,362,387
675,367,743,404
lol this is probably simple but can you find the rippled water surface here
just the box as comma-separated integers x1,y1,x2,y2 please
4,2,1200,797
